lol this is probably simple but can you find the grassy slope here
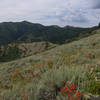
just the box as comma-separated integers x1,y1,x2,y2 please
0,29,100,100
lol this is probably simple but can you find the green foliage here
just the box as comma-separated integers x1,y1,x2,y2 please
0,21,89,45
85,81,100,96
0,46,21,62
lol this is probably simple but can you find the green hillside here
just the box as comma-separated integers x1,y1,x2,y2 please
0,23,98,62
0,21,90,45
0,28,100,100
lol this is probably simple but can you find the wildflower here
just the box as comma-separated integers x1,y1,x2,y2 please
68,88,73,94
77,97,80,100
64,88,68,94
70,98,73,100
22,90,25,97
21,90,29,100
61,86,67,93
70,83,75,90
61,82,84,100
64,93,67,96
76,90,80,96
68,93,70,99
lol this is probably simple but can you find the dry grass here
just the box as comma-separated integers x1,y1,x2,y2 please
0,29,100,100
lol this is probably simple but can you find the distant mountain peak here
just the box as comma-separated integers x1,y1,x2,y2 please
22,20,31,23
0,21,92,45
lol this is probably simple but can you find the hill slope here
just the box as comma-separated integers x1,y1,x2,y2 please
0,21,99,62
0,41,57,62
0,21,89,45
0,28,100,100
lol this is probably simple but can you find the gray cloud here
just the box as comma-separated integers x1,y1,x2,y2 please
0,0,100,27
91,0,100,9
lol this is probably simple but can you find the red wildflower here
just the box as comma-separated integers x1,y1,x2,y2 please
70,98,73,100
65,89,68,93
70,84,75,90
64,93,67,96
77,97,80,100
22,90,25,97
75,90,81,98
61,82,84,100
61,86,67,93
68,88,73,94
68,93,70,99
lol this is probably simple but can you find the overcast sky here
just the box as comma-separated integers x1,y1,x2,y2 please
0,0,100,27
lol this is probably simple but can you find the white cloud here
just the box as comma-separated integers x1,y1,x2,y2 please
0,0,100,27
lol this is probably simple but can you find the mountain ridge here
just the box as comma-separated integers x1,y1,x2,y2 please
0,21,91,45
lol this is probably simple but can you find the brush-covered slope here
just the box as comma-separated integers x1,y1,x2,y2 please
0,23,98,62
0,41,56,62
0,29,100,100
0,21,89,45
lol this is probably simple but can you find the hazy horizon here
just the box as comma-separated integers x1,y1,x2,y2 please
0,20,98,28
0,0,100,27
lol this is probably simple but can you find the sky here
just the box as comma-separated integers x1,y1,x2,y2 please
0,0,100,27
